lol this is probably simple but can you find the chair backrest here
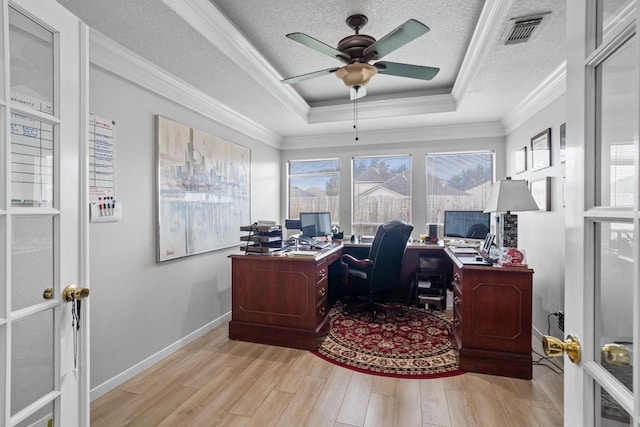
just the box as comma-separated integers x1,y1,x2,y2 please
465,222,489,239
367,220,414,292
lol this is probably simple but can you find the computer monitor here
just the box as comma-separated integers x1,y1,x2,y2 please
299,212,332,238
443,210,491,239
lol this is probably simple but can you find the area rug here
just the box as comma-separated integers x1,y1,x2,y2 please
313,304,463,378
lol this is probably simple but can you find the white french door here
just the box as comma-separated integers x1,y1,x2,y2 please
1,1,89,426
565,0,639,426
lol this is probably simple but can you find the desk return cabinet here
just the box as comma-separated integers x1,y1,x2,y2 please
228,246,341,350
447,249,534,379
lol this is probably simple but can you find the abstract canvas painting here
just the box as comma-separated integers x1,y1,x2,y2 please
156,116,250,261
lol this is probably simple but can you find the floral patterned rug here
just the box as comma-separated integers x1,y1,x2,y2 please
313,303,462,378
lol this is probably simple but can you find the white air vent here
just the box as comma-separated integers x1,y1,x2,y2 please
503,12,550,45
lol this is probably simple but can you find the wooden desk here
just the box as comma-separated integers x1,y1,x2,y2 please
228,244,342,350
447,248,534,379
229,241,534,380
343,242,534,379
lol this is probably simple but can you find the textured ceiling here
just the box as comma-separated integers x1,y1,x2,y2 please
55,0,567,143
213,0,482,104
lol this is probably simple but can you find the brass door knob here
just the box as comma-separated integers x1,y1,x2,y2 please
542,334,581,364
601,343,630,366
63,284,90,302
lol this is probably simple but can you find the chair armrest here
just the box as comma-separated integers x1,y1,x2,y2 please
340,254,373,268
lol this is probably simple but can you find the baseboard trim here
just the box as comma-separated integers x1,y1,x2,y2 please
90,311,232,401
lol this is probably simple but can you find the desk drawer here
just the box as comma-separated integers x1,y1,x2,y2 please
316,262,328,282
317,279,328,301
316,296,328,324
453,284,463,321
452,266,462,287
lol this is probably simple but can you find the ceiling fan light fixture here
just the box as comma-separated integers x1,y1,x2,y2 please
336,63,378,88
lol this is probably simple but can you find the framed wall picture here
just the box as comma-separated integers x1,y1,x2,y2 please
531,128,551,170
515,146,527,174
559,122,566,163
530,177,551,211
156,115,251,262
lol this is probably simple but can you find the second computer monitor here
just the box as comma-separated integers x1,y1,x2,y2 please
299,212,332,238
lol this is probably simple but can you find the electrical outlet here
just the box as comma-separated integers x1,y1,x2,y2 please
557,311,564,332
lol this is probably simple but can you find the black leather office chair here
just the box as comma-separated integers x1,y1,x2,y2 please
341,220,414,321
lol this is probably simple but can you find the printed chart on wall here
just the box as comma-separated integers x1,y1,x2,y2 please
89,114,116,202
10,93,54,208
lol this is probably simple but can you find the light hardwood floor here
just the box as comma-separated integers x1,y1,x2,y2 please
91,323,564,427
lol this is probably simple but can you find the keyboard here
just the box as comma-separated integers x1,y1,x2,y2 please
446,240,481,248
312,241,331,249
294,235,330,249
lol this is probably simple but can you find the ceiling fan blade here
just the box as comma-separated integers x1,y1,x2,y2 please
350,86,367,100
281,67,340,84
363,19,430,60
374,61,440,80
286,33,350,61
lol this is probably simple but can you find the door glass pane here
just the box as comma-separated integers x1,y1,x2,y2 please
9,7,54,115
596,222,633,394
15,401,54,427
11,309,54,416
595,38,636,207
597,383,631,425
11,216,54,311
597,0,634,48
11,112,54,207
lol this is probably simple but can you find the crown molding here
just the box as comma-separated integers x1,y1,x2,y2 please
88,29,283,148
163,0,309,121
452,0,513,103
501,62,566,134
282,121,505,150
308,93,456,123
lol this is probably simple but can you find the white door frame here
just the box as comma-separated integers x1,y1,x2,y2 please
1,0,90,425
565,0,639,425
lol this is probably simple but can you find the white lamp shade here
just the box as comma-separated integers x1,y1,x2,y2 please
483,179,539,213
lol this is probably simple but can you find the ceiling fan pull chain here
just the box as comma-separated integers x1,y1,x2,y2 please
353,93,359,141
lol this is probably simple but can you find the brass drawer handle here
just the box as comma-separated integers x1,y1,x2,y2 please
318,287,327,297
453,272,460,283
453,318,460,328
318,268,327,278
318,306,327,316
454,296,461,305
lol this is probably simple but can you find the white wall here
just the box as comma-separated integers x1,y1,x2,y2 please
88,66,280,396
505,94,566,339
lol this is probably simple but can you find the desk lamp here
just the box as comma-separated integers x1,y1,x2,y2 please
483,177,539,248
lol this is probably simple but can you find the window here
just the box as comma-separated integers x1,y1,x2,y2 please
352,155,412,236
288,159,339,223
426,152,493,237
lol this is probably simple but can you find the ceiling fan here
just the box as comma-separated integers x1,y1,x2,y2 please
281,14,440,100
